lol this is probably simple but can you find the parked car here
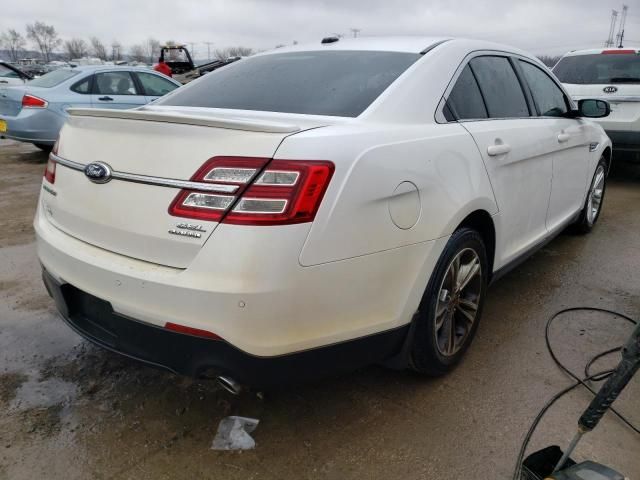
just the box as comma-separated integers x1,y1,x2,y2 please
0,65,181,151
36,37,611,390
553,47,640,154
0,61,32,86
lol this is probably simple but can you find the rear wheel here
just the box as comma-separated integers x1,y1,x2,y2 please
573,158,607,234
34,143,53,153
410,228,488,376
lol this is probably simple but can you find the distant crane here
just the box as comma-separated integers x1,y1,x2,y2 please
615,4,628,48
350,28,361,38
605,9,618,47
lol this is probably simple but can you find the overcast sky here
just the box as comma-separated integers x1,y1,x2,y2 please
2,0,639,58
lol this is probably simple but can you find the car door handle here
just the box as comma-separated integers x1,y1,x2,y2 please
487,144,511,156
98,96,113,101
557,133,570,143
0,80,7,84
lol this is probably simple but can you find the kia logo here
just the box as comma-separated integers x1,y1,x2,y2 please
84,161,112,184
603,86,618,94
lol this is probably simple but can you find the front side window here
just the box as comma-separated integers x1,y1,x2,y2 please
519,61,568,117
136,72,179,96
470,56,530,118
444,65,487,121
157,50,421,117
94,71,138,95
553,53,640,84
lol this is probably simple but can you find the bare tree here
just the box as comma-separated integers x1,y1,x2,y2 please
144,37,161,63
90,37,108,60
129,44,146,63
26,21,61,62
1,29,27,62
111,41,122,61
64,38,88,60
213,46,253,60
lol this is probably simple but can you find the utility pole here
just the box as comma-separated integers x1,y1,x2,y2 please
350,28,361,38
605,9,618,47
615,5,628,48
204,41,214,61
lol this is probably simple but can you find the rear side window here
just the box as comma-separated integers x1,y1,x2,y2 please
553,53,640,84
135,72,179,96
518,61,568,117
28,69,79,87
71,75,92,94
444,65,487,121
94,71,138,95
470,56,530,118
157,50,421,117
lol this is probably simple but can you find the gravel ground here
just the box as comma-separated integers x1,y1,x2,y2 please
0,138,638,480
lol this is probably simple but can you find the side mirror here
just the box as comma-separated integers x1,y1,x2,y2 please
577,99,610,118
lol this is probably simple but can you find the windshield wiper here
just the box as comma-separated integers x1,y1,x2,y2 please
609,77,640,83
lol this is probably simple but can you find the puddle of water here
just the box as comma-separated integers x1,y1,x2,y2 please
11,376,79,411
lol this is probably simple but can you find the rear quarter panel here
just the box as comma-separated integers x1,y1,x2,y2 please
274,122,497,266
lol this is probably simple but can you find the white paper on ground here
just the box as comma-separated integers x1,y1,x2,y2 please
211,416,260,450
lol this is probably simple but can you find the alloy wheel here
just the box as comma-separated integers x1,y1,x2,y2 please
434,248,483,357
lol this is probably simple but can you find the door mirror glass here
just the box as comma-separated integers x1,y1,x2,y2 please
578,99,610,118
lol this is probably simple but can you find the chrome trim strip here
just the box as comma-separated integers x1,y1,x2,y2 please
50,153,239,194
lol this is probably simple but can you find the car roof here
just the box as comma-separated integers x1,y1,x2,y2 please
71,64,154,72
255,36,535,59
564,47,640,56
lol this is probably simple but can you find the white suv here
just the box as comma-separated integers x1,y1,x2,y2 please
36,37,611,391
553,47,640,154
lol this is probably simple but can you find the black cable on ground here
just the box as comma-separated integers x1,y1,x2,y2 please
512,307,639,480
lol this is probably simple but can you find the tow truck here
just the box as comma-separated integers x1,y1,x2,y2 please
154,44,241,84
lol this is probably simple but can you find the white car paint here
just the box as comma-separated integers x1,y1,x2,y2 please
553,47,640,152
35,37,610,365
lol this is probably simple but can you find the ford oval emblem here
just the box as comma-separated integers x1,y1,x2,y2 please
84,161,112,184
603,86,618,94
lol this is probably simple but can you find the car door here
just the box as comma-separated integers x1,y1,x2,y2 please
443,55,555,268
516,59,591,232
90,70,147,109
134,71,180,103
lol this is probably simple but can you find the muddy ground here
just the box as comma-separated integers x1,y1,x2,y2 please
0,138,638,479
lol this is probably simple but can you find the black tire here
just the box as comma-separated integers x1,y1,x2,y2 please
34,143,53,153
410,228,488,376
572,157,607,234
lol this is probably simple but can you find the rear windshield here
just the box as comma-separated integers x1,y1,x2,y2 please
28,69,80,87
553,53,640,84
158,50,421,117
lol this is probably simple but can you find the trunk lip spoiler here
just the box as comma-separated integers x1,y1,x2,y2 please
66,107,302,134
50,152,239,194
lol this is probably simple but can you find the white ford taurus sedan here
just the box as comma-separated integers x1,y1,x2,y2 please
36,37,611,391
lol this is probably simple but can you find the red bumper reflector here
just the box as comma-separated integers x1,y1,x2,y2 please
164,322,222,340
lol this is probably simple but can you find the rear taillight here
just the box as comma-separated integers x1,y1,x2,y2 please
168,157,334,226
43,139,59,184
22,94,48,108
44,157,56,184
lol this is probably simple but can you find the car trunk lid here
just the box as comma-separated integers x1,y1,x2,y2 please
44,107,329,268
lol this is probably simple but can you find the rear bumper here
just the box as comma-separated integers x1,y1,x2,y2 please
0,108,64,144
42,269,409,387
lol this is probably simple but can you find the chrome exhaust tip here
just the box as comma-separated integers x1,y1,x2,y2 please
217,376,243,395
